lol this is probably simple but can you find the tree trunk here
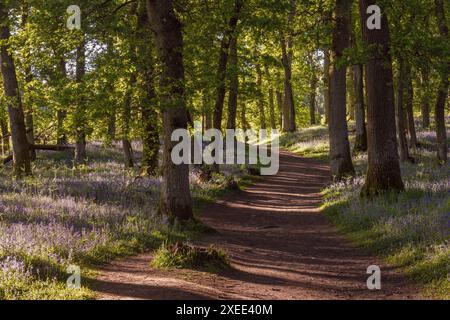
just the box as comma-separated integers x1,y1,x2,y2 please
0,3,31,177
0,118,9,156
405,69,417,151
240,101,248,132
396,59,413,162
24,73,36,161
328,0,355,179
147,0,193,221
57,58,68,145
204,92,212,130
280,34,296,132
280,0,297,132
21,8,36,161
309,72,317,125
74,43,87,165
264,64,276,129
352,64,367,152
434,0,449,163
420,69,430,129
359,0,404,196
276,90,283,129
256,62,266,130
136,1,159,175
122,74,135,168
323,50,331,124
226,35,238,130
213,0,243,132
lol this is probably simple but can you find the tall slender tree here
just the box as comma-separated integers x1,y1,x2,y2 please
352,64,367,152
0,3,31,177
226,35,239,130
280,0,297,132
74,42,87,165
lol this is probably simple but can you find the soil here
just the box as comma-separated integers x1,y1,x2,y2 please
94,151,419,300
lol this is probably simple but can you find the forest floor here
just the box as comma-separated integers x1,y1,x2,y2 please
94,151,420,300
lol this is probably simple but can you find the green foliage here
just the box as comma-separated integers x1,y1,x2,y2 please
151,242,229,272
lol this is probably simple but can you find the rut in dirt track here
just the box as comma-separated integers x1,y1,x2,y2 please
94,151,419,300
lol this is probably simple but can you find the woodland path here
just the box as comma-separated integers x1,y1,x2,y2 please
94,151,419,300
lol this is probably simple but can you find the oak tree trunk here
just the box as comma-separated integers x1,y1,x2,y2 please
328,0,355,179
147,0,193,221
359,0,404,196
136,0,159,175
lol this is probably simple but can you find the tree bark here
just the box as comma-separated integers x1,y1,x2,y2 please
328,0,355,179
256,61,266,130
359,0,404,196
276,90,283,129
74,42,87,165
323,50,331,124
136,0,159,175
309,70,317,125
226,35,238,130
147,0,193,221
434,0,449,163
240,101,248,132
396,59,413,162
0,3,31,177
420,69,430,129
57,58,68,145
265,64,276,129
0,118,9,156
203,91,212,130
121,73,135,168
21,7,36,161
280,0,297,132
352,64,367,152
213,0,243,132
405,68,417,151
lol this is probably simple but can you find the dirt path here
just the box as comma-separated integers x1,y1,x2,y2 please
94,151,419,300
